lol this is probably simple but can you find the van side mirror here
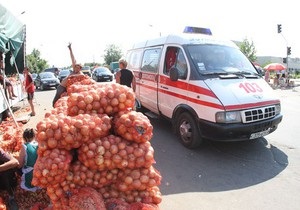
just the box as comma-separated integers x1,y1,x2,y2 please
170,67,179,81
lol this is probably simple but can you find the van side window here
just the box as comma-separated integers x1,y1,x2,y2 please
141,48,161,73
175,49,188,80
127,49,143,70
164,47,178,75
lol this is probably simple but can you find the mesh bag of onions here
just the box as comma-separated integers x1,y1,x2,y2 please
32,77,162,210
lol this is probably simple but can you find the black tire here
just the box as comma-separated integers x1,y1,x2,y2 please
176,112,202,149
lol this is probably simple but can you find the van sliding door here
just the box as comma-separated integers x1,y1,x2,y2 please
139,47,162,113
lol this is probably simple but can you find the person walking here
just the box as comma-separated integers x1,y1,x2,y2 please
115,58,136,92
23,67,36,116
18,128,39,192
0,147,19,210
52,43,84,107
264,70,270,84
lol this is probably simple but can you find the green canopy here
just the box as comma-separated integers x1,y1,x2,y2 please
0,3,25,60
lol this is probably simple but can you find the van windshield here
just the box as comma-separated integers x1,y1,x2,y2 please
187,45,257,75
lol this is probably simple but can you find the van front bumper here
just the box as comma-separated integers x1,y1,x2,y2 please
198,114,283,141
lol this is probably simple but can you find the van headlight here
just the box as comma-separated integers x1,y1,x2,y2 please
216,111,242,123
275,104,281,115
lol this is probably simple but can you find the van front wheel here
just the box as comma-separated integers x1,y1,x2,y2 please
176,112,202,149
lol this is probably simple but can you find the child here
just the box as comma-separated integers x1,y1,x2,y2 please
18,128,39,192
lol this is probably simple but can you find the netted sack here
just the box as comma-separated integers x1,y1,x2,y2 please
32,149,72,188
36,113,111,151
69,161,119,188
114,110,153,143
100,185,162,205
66,74,92,87
78,135,155,171
67,83,135,116
115,166,162,192
69,187,106,210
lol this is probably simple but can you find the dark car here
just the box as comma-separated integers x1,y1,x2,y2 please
34,72,60,90
92,67,113,82
81,66,91,77
31,73,37,80
58,69,72,82
43,67,60,76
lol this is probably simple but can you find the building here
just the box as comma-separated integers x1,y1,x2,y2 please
255,56,300,73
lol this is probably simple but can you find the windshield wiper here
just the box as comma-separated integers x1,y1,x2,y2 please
230,71,260,78
201,70,229,75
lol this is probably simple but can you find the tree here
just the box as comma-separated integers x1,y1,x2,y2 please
238,38,257,62
103,44,123,65
26,49,48,73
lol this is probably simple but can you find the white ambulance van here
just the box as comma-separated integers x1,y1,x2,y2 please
126,27,283,149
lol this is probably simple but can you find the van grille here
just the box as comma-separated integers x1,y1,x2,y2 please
241,106,276,123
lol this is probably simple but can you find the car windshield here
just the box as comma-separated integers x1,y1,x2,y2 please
32,73,37,79
96,68,110,73
40,72,56,79
187,44,257,75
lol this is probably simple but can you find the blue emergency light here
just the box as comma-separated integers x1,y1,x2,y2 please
183,26,212,35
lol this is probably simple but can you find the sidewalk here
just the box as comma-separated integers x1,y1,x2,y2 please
268,78,300,91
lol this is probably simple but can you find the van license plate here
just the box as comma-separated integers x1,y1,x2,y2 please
250,129,270,139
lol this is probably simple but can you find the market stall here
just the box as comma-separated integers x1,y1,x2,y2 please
0,3,26,122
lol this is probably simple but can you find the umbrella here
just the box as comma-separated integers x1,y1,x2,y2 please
263,63,286,71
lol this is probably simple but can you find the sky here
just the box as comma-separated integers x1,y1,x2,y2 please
1,0,299,67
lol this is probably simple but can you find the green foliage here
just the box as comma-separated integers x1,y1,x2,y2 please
238,38,257,62
103,44,123,65
25,49,48,73
295,70,300,78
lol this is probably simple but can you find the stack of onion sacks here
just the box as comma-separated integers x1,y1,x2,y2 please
32,77,162,210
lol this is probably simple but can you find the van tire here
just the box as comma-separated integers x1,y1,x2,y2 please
176,112,202,149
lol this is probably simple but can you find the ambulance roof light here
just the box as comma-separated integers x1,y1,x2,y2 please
183,26,212,35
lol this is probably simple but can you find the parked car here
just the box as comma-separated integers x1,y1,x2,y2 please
34,72,60,90
81,66,91,76
58,69,72,82
31,73,37,81
43,67,60,76
92,67,113,82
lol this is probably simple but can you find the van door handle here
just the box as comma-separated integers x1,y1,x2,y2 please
161,85,168,90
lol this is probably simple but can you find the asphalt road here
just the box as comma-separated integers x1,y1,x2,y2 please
19,84,300,210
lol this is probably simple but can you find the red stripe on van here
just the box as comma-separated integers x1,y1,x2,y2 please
137,81,224,110
159,75,217,98
158,88,224,109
